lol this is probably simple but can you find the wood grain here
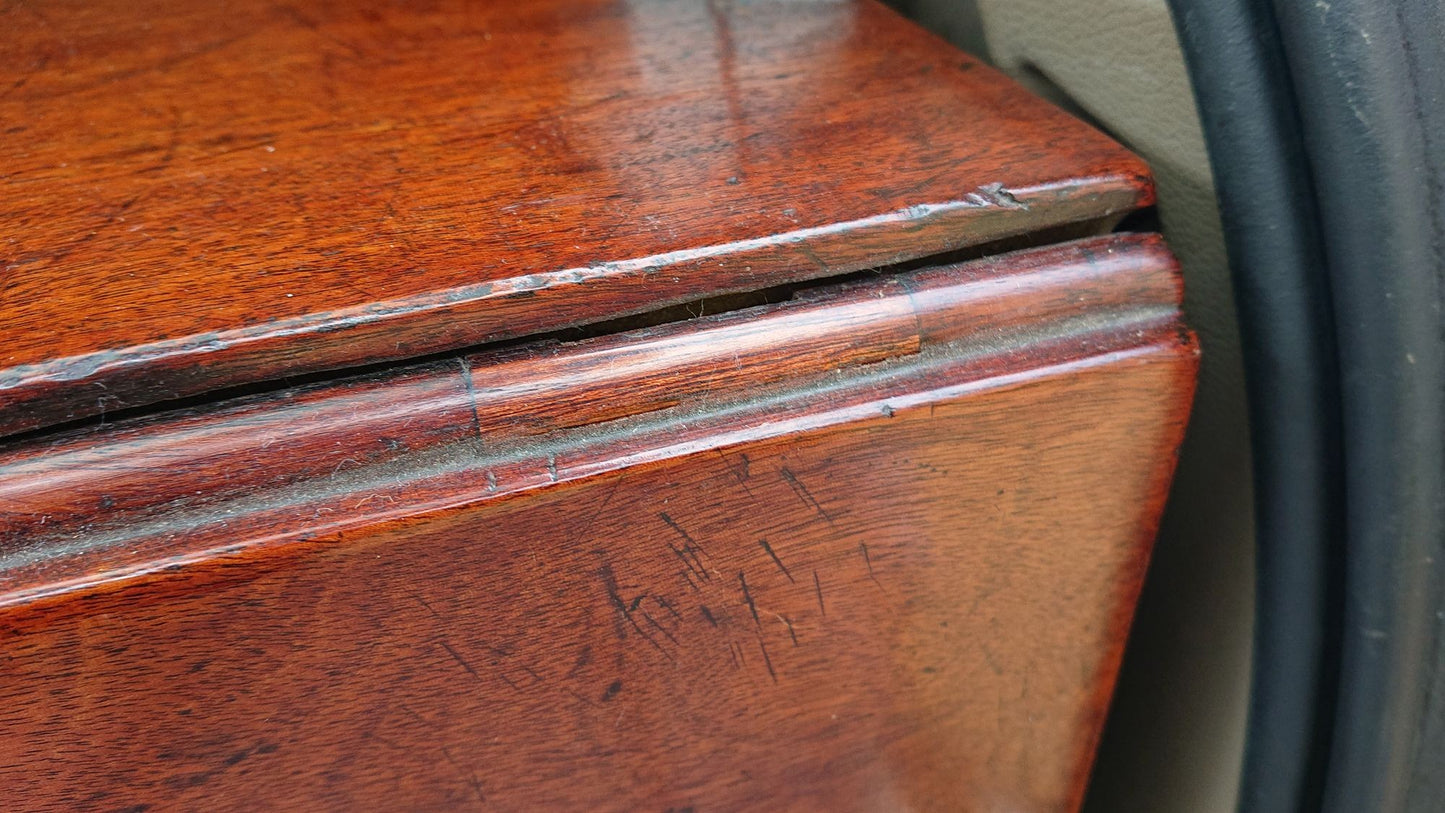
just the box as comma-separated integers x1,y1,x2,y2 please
0,340,1195,812
0,235,1196,811
0,234,1179,551
0,0,1153,437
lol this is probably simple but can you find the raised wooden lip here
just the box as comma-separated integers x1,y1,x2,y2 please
1,180,1149,440
0,233,1193,615
0,0,1154,437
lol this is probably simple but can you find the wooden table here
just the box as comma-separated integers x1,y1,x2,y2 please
0,1,1194,810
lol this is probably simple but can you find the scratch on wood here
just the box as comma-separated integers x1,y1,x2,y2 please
575,475,623,543
779,467,832,523
738,571,761,629
860,542,881,587
439,745,485,802
813,571,826,616
438,640,519,691
512,659,546,686
679,568,701,593
757,538,794,583
659,512,709,557
640,609,679,646
600,563,674,660
666,541,709,585
660,512,710,581
652,595,683,621
564,645,592,679
758,638,778,683
716,449,756,497
409,591,442,619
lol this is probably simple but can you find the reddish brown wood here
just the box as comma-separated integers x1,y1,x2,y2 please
0,235,1196,810
0,0,1153,437
0,234,1179,549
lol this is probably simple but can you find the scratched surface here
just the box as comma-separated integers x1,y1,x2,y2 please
0,0,1152,435
0,351,1194,811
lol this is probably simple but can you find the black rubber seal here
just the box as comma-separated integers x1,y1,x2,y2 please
1171,0,1445,810
1165,1,1343,810
1268,2,1445,810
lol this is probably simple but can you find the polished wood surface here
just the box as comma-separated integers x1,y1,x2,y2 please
0,236,1196,810
0,0,1153,436
0,235,1178,559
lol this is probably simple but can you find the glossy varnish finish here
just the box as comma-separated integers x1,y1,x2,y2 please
0,0,1153,436
0,235,1179,556
0,236,1196,810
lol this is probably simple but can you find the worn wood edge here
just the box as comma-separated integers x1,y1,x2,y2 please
0,177,1152,438
0,316,1198,622
0,234,1178,543
1061,337,1200,812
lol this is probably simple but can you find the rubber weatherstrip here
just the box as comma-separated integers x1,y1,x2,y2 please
1268,1,1445,810
1166,1,1344,810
